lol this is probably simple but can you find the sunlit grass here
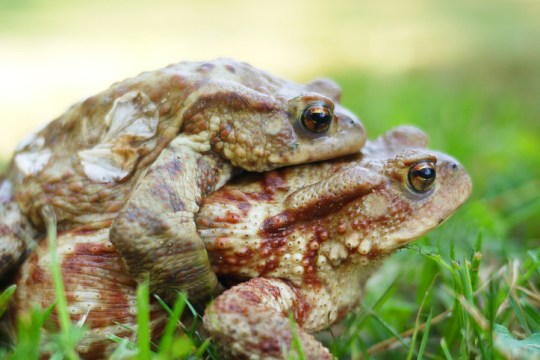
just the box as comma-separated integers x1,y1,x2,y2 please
317,65,540,358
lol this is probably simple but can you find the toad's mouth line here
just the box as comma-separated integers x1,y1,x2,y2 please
267,129,366,167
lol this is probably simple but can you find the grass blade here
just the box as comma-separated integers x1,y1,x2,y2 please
0,284,16,317
370,310,410,352
440,338,453,360
42,206,80,360
194,338,212,358
508,295,531,335
136,280,151,360
158,292,187,355
43,207,70,336
288,312,305,360
417,307,433,360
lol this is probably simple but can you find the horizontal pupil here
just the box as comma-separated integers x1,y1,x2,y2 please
415,167,435,179
311,113,330,121
309,110,330,122
301,103,332,133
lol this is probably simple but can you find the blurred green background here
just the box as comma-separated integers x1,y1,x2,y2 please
1,0,538,242
0,0,538,357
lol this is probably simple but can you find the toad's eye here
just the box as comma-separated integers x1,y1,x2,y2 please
301,102,333,133
408,161,436,192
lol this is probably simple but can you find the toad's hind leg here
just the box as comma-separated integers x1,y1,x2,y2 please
110,138,226,303
0,178,38,278
204,277,333,360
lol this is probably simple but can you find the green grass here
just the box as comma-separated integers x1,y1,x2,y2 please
319,61,540,358
0,61,539,358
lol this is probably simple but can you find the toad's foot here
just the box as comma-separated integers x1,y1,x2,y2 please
204,277,333,360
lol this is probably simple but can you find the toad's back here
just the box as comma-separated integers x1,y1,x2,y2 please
6,58,364,228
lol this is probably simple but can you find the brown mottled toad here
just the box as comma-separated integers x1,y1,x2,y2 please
198,126,472,358
0,58,366,301
13,126,471,359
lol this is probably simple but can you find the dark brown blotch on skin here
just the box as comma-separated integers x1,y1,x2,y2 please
198,62,216,73
262,171,289,194
225,64,236,74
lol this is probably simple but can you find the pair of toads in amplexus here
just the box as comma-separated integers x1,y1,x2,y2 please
0,58,471,359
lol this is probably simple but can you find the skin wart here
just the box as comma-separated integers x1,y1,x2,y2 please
0,58,366,302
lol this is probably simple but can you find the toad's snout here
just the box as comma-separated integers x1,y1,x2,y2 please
438,158,473,204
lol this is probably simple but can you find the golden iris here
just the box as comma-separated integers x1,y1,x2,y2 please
408,161,436,192
301,103,333,133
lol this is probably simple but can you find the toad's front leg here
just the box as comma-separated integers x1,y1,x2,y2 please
204,277,333,360
110,136,233,303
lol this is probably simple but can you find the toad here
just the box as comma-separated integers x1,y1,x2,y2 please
198,126,472,358
0,58,366,302
14,126,470,359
